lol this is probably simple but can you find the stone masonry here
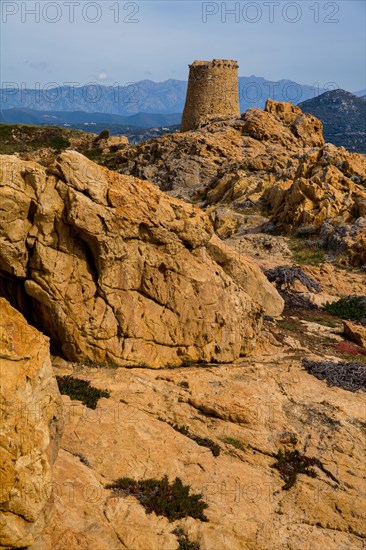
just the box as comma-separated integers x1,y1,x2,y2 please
181,59,240,131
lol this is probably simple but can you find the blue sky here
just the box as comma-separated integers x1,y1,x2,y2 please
1,1,365,91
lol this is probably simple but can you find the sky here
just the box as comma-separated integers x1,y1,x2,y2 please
1,0,365,92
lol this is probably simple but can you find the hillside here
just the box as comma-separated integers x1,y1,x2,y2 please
299,89,366,153
0,123,95,155
0,108,182,128
0,122,179,155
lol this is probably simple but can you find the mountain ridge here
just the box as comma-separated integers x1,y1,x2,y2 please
299,89,366,153
0,76,340,115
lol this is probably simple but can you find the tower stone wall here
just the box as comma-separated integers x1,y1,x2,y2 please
180,59,240,132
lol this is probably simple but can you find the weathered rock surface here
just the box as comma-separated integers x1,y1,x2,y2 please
29,341,366,550
95,135,129,155
321,218,366,266
104,99,324,203
206,234,283,318
0,151,283,368
103,99,366,266
266,144,366,229
302,264,366,298
0,298,63,549
343,320,366,348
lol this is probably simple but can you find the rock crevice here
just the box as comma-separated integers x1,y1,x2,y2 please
0,152,283,367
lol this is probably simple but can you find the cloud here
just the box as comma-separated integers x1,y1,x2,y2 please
95,71,111,81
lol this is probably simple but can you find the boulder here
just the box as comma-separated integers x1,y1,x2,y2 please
343,320,366,349
0,298,63,548
265,99,324,147
0,152,283,368
95,135,129,154
265,97,303,124
206,234,284,318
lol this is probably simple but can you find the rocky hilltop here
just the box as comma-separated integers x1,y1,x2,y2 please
102,99,365,267
299,89,366,154
0,99,365,550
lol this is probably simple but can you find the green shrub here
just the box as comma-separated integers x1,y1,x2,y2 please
83,148,102,161
96,129,110,141
48,135,71,151
192,435,221,457
173,527,200,550
106,475,208,522
167,423,221,457
324,296,366,322
220,436,247,451
56,375,110,409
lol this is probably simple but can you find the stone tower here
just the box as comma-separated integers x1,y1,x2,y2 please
180,59,240,132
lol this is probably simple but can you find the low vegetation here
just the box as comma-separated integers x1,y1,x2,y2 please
56,375,110,409
309,316,339,328
106,475,208,522
272,449,338,490
324,296,366,323
288,236,325,265
83,148,103,162
173,528,200,550
220,435,247,451
166,422,221,457
278,321,300,332
333,341,366,357
0,123,74,154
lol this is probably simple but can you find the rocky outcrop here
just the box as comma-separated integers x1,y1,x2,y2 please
104,99,324,203
101,99,365,265
322,218,366,266
94,135,129,154
264,144,366,265
0,152,283,368
343,320,366,348
266,144,366,229
30,346,366,549
0,298,63,549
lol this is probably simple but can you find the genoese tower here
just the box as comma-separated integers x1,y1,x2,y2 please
181,59,240,132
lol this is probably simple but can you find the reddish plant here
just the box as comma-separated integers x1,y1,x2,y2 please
333,341,366,357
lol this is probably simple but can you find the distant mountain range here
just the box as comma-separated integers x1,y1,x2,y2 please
0,108,182,129
299,89,366,154
0,76,342,115
1,80,365,153
354,89,366,98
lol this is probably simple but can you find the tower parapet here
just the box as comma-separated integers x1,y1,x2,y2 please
181,59,240,131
